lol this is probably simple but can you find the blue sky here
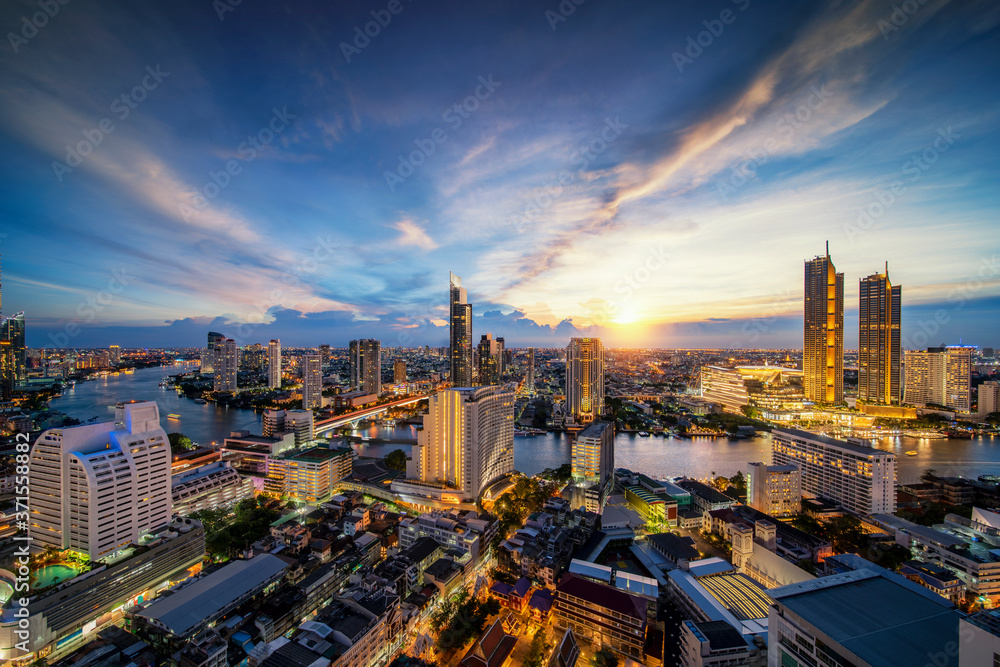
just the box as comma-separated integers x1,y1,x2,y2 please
1,0,998,349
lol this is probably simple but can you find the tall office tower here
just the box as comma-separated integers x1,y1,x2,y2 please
904,346,973,412
449,272,473,386
248,342,266,371
0,311,25,388
0,339,12,401
495,337,506,375
349,339,382,395
203,331,226,373
268,339,282,389
859,267,902,405
980,381,1000,417
566,337,605,424
213,338,238,392
572,420,615,511
772,428,896,515
319,344,331,368
394,359,407,383
408,385,514,501
803,243,844,404
302,353,323,410
28,401,173,561
527,348,535,394
477,333,502,385
109,344,121,365
747,461,801,517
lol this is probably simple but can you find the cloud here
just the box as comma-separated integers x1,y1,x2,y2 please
392,218,439,250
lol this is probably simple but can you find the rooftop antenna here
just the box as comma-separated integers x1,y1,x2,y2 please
825,240,829,257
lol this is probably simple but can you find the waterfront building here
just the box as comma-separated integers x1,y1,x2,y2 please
109,344,121,365
28,401,173,561
202,331,226,374
904,346,973,412
302,353,323,410
771,428,896,515
700,365,804,414
400,385,514,503
566,337,604,424
393,358,406,383
859,266,902,405
981,380,1000,418
213,337,238,393
803,244,844,404
268,339,281,389
349,338,382,396
450,272,473,386
263,409,314,445
747,462,801,517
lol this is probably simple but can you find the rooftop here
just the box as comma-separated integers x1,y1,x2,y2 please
685,619,750,651
556,573,646,620
772,427,895,458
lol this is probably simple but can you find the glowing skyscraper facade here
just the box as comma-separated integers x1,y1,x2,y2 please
449,272,473,386
803,244,844,404
859,267,902,405
566,337,604,423
268,339,282,389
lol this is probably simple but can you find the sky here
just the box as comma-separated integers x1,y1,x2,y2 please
1,0,998,350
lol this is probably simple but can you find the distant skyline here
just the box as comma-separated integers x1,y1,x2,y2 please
1,0,998,349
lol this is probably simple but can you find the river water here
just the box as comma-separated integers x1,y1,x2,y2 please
48,364,999,484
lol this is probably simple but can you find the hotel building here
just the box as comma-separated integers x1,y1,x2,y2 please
268,339,281,389
202,331,226,374
803,244,844,404
980,380,1000,418
349,338,382,396
399,385,514,502
566,337,604,424
28,401,173,561
859,267,902,405
903,345,972,412
771,428,896,516
477,333,501,385
449,272,473,387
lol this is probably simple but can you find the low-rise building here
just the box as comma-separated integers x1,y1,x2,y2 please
171,461,254,516
554,573,647,662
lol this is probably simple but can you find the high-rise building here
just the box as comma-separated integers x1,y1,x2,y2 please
403,385,514,502
449,272,473,386
263,408,315,445
394,358,407,383
28,401,173,561
566,338,604,423
268,339,281,389
496,336,506,375
803,244,844,404
213,337,238,392
302,353,323,410
980,381,1000,418
349,339,382,395
242,342,266,371
203,331,226,374
572,420,615,512
747,461,801,517
904,346,973,412
0,311,25,389
526,348,535,395
772,428,896,515
477,333,502,385
109,344,121,365
0,339,13,401
859,266,902,405
319,343,331,368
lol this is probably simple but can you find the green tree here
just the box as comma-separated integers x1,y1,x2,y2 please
593,646,619,667
167,432,195,454
729,471,747,494
825,515,866,553
385,449,407,471
986,412,1000,426
796,558,817,575
525,629,549,667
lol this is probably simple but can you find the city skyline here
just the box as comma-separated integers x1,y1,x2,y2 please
0,1,997,350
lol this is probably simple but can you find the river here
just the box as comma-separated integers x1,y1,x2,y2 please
48,365,999,484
